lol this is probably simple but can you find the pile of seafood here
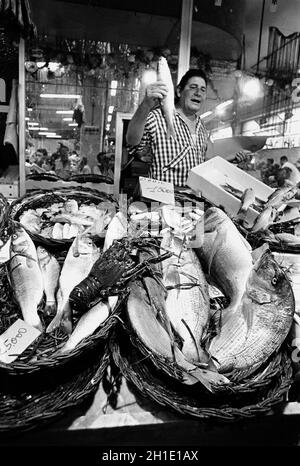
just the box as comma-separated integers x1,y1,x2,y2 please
226,184,300,249
17,198,114,240
0,195,296,421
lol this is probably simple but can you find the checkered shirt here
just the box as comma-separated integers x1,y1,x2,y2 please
128,108,209,187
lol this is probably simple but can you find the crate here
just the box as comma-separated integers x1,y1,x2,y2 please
187,156,274,228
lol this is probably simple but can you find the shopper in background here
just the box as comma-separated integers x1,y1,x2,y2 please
78,156,92,175
280,155,300,186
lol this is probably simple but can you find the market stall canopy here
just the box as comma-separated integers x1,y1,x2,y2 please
211,135,267,157
0,0,36,38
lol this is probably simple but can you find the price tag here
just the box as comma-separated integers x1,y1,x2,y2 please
139,177,175,205
0,319,41,364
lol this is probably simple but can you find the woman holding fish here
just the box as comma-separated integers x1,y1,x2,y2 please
126,58,250,187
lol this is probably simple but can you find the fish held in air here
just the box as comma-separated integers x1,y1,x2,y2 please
37,246,61,316
8,225,44,331
157,56,176,139
46,235,100,334
209,250,295,378
195,207,253,327
161,233,211,364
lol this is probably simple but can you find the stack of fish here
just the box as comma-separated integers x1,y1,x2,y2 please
18,198,114,240
125,205,295,392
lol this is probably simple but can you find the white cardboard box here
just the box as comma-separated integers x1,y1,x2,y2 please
187,156,274,228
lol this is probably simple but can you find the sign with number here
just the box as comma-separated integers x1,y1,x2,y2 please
0,319,41,364
139,177,175,205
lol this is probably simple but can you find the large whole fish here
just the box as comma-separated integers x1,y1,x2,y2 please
46,235,100,334
237,187,256,216
127,268,230,392
209,250,295,378
195,207,253,326
37,246,61,316
157,56,176,139
250,205,277,233
8,225,44,331
161,233,210,363
265,185,299,208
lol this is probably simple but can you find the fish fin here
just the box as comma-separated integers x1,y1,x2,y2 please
46,311,62,333
44,302,57,317
60,314,73,335
251,243,269,265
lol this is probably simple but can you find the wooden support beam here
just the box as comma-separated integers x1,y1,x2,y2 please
177,0,193,83
18,38,26,197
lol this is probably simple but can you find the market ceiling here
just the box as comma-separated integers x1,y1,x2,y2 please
29,0,245,61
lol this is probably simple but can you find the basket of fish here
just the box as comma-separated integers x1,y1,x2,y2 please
119,205,295,398
0,218,130,376
110,327,292,422
8,187,118,248
0,343,109,433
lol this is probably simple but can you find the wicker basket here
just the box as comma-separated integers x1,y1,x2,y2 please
0,260,122,377
68,173,114,184
8,187,118,248
0,345,109,433
111,327,293,422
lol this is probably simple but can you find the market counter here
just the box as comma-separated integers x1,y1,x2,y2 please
1,375,300,447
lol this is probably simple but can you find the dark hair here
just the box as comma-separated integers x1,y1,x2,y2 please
175,69,208,103
280,155,288,163
267,158,274,163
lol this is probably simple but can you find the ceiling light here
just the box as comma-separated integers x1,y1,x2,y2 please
63,117,73,121
56,110,74,114
142,69,157,86
27,108,33,112
241,78,262,99
46,135,62,138
110,81,118,96
25,117,30,121
108,105,114,113
38,132,57,136
68,123,78,126
29,127,41,131
28,122,39,126
40,94,81,99
107,115,112,122
39,127,48,131
106,124,110,131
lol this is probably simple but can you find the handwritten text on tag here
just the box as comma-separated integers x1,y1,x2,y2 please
139,177,175,205
0,319,41,364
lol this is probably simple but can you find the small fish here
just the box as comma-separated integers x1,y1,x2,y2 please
46,235,100,334
222,184,265,208
58,297,117,353
274,232,300,246
8,225,44,331
237,188,256,216
251,206,277,233
265,185,299,208
157,56,176,139
37,246,61,316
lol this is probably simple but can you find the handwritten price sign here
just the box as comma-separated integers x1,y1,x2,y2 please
0,319,41,364
139,177,175,205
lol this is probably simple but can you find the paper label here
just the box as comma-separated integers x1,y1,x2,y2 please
139,177,175,205
0,319,41,364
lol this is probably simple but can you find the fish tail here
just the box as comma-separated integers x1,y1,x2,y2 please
44,301,57,317
166,124,176,140
183,366,230,392
46,311,62,333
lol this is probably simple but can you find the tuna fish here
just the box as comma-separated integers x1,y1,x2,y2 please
161,233,210,363
209,250,295,378
37,246,61,316
8,225,44,331
46,235,100,334
157,56,176,139
195,207,253,326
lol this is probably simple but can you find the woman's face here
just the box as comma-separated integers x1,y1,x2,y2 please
177,77,207,116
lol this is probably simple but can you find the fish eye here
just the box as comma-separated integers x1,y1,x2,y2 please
271,277,278,286
12,234,18,240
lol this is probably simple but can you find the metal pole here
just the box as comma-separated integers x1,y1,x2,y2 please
18,38,26,196
256,0,266,74
177,0,194,83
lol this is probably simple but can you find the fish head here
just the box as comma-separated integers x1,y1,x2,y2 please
10,224,30,254
73,235,97,256
248,250,293,302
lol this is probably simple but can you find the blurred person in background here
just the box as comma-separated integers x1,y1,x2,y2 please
78,156,92,175
280,155,300,186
